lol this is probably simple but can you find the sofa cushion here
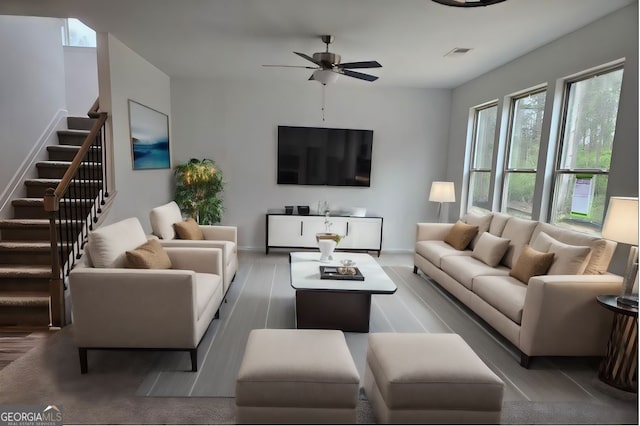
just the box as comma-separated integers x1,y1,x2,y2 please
125,239,172,269
174,218,205,240
472,233,511,267
87,217,148,268
150,201,183,240
509,245,554,284
489,212,511,237
415,241,472,268
531,222,616,275
464,212,493,249
531,232,591,275
441,255,510,290
500,217,538,268
195,273,221,320
444,221,479,251
473,275,528,324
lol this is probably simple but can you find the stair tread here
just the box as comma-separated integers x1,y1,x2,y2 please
12,198,93,206
25,178,101,185
0,293,50,306
0,219,83,227
36,161,100,167
0,242,50,250
57,129,90,135
48,145,100,151
0,265,51,278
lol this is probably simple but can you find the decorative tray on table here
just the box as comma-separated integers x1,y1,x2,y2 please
319,266,364,281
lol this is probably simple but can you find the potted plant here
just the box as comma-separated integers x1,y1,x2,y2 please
174,158,224,224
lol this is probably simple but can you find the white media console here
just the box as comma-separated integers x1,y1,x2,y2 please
265,210,383,256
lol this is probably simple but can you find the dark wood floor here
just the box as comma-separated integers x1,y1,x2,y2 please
0,330,51,370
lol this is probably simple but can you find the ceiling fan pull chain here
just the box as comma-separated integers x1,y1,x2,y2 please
321,84,326,121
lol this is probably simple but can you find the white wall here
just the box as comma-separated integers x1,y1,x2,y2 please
63,46,98,116
446,4,638,273
171,79,451,251
0,15,67,217
97,33,172,229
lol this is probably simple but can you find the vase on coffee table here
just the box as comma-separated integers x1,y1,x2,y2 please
316,233,341,262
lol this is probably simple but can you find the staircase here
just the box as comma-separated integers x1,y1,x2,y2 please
0,116,101,328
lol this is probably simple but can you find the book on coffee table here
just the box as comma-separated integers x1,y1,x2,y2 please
319,266,364,281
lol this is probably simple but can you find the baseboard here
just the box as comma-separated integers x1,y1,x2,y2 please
0,109,68,218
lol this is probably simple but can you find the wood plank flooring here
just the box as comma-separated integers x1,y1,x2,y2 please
137,251,637,410
0,330,49,370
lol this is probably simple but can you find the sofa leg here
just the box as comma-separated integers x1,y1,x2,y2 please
520,353,531,368
79,348,88,374
413,265,418,274
215,309,220,319
190,349,198,372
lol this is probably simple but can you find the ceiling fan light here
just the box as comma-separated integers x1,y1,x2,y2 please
312,69,339,85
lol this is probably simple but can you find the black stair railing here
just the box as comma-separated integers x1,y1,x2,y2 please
44,99,109,327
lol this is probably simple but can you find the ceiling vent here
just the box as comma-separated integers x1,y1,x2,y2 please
444,47,473,57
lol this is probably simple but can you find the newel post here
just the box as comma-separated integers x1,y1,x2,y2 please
44,188,64,327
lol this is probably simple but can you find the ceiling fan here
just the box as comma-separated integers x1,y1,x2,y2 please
263,35,382,84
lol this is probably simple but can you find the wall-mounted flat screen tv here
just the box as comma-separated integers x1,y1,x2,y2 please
277,125,373,187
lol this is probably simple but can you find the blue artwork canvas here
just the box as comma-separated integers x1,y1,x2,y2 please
128,100,170,170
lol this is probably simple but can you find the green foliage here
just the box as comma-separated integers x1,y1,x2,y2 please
174,158,224,224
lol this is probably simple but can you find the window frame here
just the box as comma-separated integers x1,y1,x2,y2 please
500,87,547,218
549,63,624,232
467,102,498,213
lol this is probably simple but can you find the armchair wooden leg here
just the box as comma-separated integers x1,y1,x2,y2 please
79,348,88,374
413,265,418,274
520,353,531,368
190,349,198,372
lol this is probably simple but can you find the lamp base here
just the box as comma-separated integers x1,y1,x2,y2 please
617,295,639,308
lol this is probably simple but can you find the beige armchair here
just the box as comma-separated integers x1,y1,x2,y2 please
149,201,238,294
69,217,224,373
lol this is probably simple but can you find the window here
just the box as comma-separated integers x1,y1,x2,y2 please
502,89,546,218
550,66,624,232
62,18,96,47
468,104,497,212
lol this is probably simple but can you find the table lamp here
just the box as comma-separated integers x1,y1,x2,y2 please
429,181,456,223
601,196,639,307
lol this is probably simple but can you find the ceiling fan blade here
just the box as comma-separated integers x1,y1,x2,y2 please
294,51,322,66
341,69,379,82
262,64,318,69
338,60,382,69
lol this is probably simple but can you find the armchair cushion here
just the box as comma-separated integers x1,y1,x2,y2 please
87,217,148,268
150,201,183,240
174,218,205,240
126,239,172,269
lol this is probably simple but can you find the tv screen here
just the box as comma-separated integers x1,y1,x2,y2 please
277,126,373,187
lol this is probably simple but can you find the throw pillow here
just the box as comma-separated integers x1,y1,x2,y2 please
464,212,493,249
126,239,172,269
472,232,511,267
174,218,205,240
531,232,592,275
87,217,148,268
444,221,479,251
509,244,554,284
149,201,183,240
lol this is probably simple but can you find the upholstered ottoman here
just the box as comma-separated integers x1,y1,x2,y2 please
364,333,504,424
235,329,360,424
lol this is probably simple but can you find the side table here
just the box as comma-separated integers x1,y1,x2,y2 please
596,295,638,393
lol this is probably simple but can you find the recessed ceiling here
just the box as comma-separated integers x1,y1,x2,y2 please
0,0,635,88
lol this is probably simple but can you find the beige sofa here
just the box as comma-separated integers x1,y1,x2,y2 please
414,212,623,367
150,201,238,294
69,217,225,373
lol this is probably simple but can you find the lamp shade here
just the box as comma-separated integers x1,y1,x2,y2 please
601,196,639,245
429,181,456,203
312,69,339,85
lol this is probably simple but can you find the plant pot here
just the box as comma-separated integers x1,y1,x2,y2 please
318,239,337,262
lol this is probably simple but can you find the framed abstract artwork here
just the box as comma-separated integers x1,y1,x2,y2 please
128,99,170,170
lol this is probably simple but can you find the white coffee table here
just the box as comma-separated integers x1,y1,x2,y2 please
289,252,397,332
